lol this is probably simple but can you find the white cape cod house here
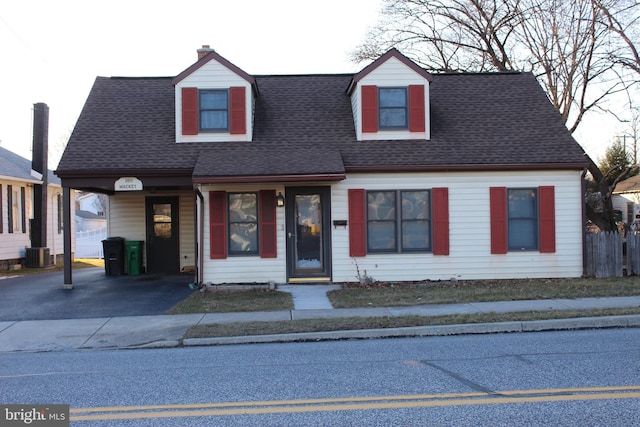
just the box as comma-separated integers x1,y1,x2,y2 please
55,47,587,286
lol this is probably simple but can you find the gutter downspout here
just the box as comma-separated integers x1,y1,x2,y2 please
194,187,205,286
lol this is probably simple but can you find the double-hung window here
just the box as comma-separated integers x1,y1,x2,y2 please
199,89,228,132
228,192,258,255
7,185,25,234
367,190,431,252
378,88,408,129
508,188,538,250
490,186,555,254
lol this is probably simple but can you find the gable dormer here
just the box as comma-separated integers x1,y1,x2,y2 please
347,49,432,141
172,46,258,143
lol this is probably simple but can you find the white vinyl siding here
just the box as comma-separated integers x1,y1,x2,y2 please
330,170,583,282
0,179,31,261
197,170,582,285
0,180,75,264
175,58,253,143
108,191,194,271
201,184,286,284
352,56,430,141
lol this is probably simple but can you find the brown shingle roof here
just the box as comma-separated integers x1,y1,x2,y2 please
614,175,640,194
56,70,587,183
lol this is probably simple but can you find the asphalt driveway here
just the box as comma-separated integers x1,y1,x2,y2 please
0,267,195,321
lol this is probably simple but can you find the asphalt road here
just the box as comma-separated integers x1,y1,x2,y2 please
0,267,194,321
1,328,639,426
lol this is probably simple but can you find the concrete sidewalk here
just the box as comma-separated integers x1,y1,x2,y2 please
1,296,639,353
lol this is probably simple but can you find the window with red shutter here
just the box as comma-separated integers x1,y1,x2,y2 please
491,186,556,254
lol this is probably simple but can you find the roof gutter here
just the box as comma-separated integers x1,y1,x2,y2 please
345,163,588,173
54,168,194,178
192,173,346,184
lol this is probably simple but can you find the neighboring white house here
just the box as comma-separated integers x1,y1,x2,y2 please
74,192,107,258
56,47,587,285
0,146,73,269
612,175,640,228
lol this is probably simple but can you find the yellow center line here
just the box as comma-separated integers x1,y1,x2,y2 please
70,386,640,422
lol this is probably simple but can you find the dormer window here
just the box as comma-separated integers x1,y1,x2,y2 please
200,89,229,131
348,49,432,141
361,85,425,134
379,88,408,129
181,86,246,136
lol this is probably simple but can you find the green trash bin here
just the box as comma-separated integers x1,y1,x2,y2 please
125,240,144,275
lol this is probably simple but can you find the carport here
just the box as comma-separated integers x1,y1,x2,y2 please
0,268,194,321
55,168,202,289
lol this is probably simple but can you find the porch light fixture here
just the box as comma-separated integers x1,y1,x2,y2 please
276,192,285,207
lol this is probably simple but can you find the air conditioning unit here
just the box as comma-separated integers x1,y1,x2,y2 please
25,247,50,268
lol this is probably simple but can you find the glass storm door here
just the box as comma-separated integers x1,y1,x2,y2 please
145,197,180,274
286,187,332,281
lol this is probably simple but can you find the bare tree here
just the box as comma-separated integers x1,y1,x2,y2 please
353,0,522,72
593,0,640,77
352,0,639,230
353,0,626,133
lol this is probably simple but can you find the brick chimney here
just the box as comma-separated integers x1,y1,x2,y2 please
197,45,215,60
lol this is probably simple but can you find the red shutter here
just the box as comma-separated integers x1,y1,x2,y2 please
432,188,449,255
490,187,508,254
229,86,246,135
538,186,556,253
348,189,367,257
181,87,198,135
209,191,227,259
409,85,425,132
361,86,378,133
259,190,277,258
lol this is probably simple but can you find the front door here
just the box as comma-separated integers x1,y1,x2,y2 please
286,187,332,281
145,197,180,274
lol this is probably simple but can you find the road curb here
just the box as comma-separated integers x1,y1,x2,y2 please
182,314,640,347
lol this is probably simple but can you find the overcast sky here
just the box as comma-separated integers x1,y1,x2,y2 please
0,0,622,169
0,0,382,166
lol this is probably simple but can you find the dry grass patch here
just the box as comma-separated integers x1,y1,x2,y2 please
185,307,640,338
167,289,293,314
328,277,640,308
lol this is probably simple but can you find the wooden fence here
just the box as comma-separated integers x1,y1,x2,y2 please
585,231,640,278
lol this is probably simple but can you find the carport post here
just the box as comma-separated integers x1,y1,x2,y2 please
62,187,73,289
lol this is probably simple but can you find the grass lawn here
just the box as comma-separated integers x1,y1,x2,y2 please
327,277,640,308
170,276,640,315
179,276,640,339
168,289,293,314
185,307,640,338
